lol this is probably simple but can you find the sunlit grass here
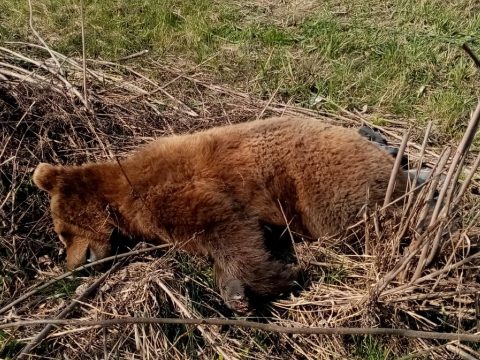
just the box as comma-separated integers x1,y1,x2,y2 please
1,0,479,134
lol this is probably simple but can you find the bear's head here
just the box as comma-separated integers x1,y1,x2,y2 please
32,163,114,270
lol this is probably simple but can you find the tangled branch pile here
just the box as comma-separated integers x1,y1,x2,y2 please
1,43,479,359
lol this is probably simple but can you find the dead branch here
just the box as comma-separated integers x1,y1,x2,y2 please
462,43,480,69
3,317,480,342
26,0,63,75
384,128,409,206
79,0,88,110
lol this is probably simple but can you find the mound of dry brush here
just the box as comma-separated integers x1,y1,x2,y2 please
1,43,480,359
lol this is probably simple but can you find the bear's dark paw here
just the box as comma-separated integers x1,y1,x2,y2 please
222,279,251,315
279,263,301,287
226,294,250,315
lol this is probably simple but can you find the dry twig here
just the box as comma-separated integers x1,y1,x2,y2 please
3,317,480,342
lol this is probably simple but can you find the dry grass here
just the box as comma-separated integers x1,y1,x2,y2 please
1,43,480,359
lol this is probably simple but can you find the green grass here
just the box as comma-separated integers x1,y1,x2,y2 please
324,266,347,285
0,330,24,360
1,0,479,134
352,335,392,360
39,277,82,298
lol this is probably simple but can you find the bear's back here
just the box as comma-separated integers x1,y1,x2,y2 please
123,116,403,237
191,117,402,236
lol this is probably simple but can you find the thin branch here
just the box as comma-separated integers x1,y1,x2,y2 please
412,121,433,186
257,86,279,120
345,173,442,234
3,317,480,342
476,293,480,333
423,100,480,266
414,147,451,232
396,121,433,243
116,50,149,62
454,151,480,205
446,344,479,360
463,43,480,69
277,199,300,261
27,0,63,75
384,128,410,206
411,149,452,281
430,100,480,224
0,46,88,108
5,41,104,81
0,68,57,88
79,0,89,110
384,251,480,297
425,157,466,267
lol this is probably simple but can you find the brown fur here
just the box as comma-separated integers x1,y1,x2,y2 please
33,116,408,312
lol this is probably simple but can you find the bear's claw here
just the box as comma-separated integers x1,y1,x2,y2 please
226,294,250,315
222,279,250,314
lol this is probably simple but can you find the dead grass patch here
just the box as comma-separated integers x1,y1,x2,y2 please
1,44,479,359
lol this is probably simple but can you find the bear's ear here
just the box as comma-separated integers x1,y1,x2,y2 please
32,163,62,192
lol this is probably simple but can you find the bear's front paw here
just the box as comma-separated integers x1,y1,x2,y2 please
222,279,250,315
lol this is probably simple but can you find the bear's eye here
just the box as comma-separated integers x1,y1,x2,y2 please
58,231,71,246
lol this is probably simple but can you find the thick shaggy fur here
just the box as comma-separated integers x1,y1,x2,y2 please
33,116,407,312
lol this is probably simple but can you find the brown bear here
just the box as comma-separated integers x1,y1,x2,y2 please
33,116,408,313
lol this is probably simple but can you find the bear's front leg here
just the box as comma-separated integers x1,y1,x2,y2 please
208,220,299,314
214,265,250,315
